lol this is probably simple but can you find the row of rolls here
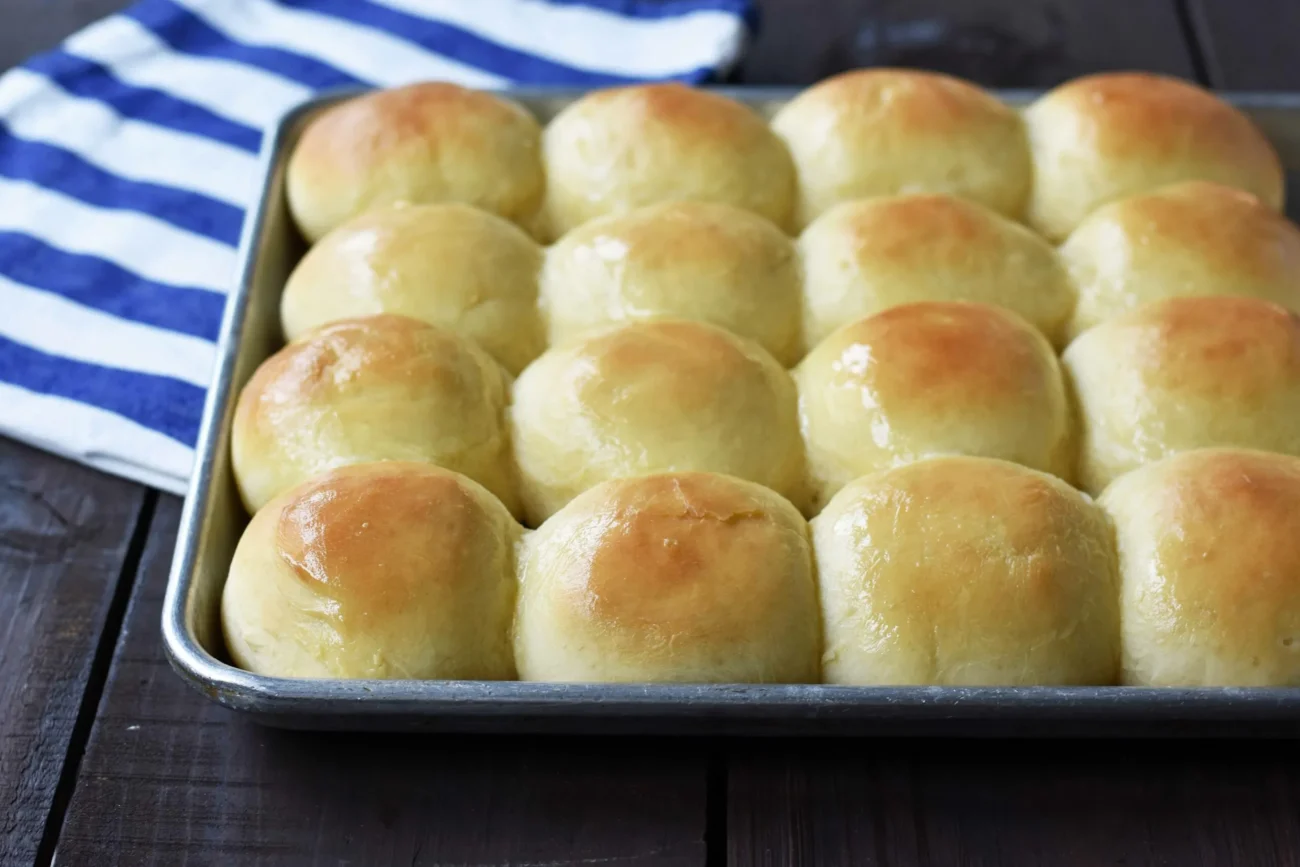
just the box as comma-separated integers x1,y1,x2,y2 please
283,69,1296,372
240,228,1300,525
220,68,1300,687
285,68,1283,246
224,451,1300,688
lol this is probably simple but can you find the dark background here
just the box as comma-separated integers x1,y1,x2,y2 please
3,1,1300,865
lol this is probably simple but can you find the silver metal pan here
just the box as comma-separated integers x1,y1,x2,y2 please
161,88,1300,735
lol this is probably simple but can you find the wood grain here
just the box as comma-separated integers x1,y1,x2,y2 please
0,440,147,865
736,0,1197,86
55,497,712,866
727,739,1300,866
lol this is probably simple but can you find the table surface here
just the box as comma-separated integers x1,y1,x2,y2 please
3,0,1300,864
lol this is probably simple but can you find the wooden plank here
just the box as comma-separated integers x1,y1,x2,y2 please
1186,0,1300,91
55,496,712,866
737,0,1196,86
0,439,148,865
728,739,1300,865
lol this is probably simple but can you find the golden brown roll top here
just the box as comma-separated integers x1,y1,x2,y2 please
796,302,1072,511
772,69,1031,230
509,319,807,526
222,462,520,680
797,194,1075,349
1025,72,1284,241
504,317,800,522
813,457,1120,686
232,314,518,516
540,83,796,239
514,472,821,683
540,202,803,365
281,202,545,375
1061,181,1300,340
1100,449,1300,686
1063,296,1300,495
287,83,544,242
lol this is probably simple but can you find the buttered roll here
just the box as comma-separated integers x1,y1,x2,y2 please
232,315,518,516
1063,296,1300,495
514,472,821,683
222,463,520,680
282,202,545,374
1025,72,1283,241
1061,181,1300,340
1101,449,1300,687
814,457,1120,686
798,194,1075,349
796,302,1073,511
772,68,1031,229
540,202,803,365
287,83,544,242
509,319,807,525
540,83,796,239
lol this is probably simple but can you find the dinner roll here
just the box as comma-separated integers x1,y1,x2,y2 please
771,68,1030,229
282,202,545,374
814,457,1120,686
1063,297,1300,495
222,462,519,680
1061,181,1300,340
798,194,1075,349
232,315,518,516
541,83,795,239
510,319,806,525
1100,449,1300,687
515,472,820,683
796,302,1072,511
1025,72,1283,241
287,83,544,242
540,201,802,365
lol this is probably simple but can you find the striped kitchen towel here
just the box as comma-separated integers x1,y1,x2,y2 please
0,0,754,494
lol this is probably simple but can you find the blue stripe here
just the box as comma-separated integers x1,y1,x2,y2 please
0,335,204,444
0,127,243,245
125,0,367,90
0,233,225,341
278,0,642,85
23,50,262,153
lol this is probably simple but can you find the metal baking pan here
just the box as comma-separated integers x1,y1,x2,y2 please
162,87,1300,735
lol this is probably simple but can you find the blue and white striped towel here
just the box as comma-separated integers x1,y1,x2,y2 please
0,0,754,494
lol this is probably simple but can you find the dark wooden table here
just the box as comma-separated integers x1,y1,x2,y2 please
3,1,1300,864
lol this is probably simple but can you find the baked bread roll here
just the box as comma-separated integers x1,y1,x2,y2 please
814,457,1120,686
510,319,806,525
287,83,544,242
771,69,1030,230
515,472,820,683
1025,72,1283,241
222,462,520,680
540,201,802,365
1063,296,1300,495
1100,449,1300,687
798,194,1074,349
282,202,545,374
1061,181,1300,340
232,315,518,516
797,302,1072,511
541,83,795,239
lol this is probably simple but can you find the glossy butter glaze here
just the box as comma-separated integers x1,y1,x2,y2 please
797,301,1072,511
515,472,820,683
